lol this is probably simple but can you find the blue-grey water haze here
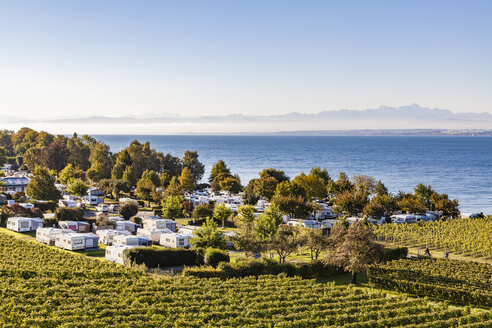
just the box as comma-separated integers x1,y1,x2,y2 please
95,135,492,214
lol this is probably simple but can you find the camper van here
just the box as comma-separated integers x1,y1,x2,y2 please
83,196,104,206
159,233,190,249
79,233,99,249
115,221,140,234
96,203,109,212
178,225,200,236
105,245,139,265
55,233,86,251
7,217,44,232
136,228,172,244
96,229,132,245
36,227,71,245
142,217,177,232
112,235,152,247
58,221,91,233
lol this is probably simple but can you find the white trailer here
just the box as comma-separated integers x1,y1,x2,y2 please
58,221,91,233
159,233,190,249
36,227,71,245
115,221,140,234
7,217,44,232
112,235,152,247
79,233,99,249
96,229,131,246
55,233,86,251
105,245,139,265
142,217,177,232
136,228,172,243
178,225,200,236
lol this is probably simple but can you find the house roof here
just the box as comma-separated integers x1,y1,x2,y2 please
0,177,30,186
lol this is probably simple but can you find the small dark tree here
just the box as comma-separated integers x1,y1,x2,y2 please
119,203,139,220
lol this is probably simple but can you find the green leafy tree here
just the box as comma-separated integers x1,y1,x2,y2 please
58,164,85,185
269,225,304,264
209,160,231,183
26,167,61,201
0,147,7,166
254,205,283,240
292,173,327,200
86,142,113,182
213,202,233,228
161,195,184,219
397,195,427,214
192,204,214,219
332,190,369,216
65,178,89,197
182,150,205,181
136,170,160,201
303,227,328,260
327,172,353,197
236,205,257,224
271,194,312,218
98,179,131,200
178,167,196,191
190,218,227,249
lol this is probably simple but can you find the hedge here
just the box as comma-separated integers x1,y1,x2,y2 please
33,201,58,213
123,248,204,268
183,259,343,279
204,248,230,268
381,246,408,262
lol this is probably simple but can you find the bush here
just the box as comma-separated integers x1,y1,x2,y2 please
54,207,85,221
204,248,230,268
12,191,26,202
183,258,343,279
153,208,163,217
33,201,58,213
131,216,142,225
380,246,408,262
123,248,204,268
9,204,44,218
192,204,213,219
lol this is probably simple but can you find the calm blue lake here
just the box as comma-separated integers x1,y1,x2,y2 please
95,135,492,214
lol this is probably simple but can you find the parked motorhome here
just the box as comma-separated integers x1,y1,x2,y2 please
115,221,140,234
105,245,139,265
7,217,44,232
83,196,104,206
87,187,105,197
79,233,99,249
112,235,152,247
96,229,131,245
36,227,71,245
159,233,190,249
59,199,77,208
142,217,177,232
58,221,91,233
55,233,85,251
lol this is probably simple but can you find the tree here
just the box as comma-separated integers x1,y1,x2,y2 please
303,227,328,260
26,167,61,201
431,192,460,218
269,225,304,264
213,202,233,228
40,138,69,171
327,220,382,284
259,168,289,182
414,183,434,209
292,173,327,200
236,205,256,224
218,175,241,194
136,170,160,201
209,160,231,183
66,133,91,170
271,194,312,218
192,204,214,219
332,190,369,216
98,179,131,200
119,203,139,220
59,164,85,185
0,147,7,166
161,195,184,220
327,172,353,197
86,142,113,182
178,167,196,191
189,218,227,249
182,150,205,181
253,176,279,200
397,195,427,214
363,194,397,218
310,167,331,185
65,178,89,197
165,176,183,196
254,205,283,240
352,175,377,194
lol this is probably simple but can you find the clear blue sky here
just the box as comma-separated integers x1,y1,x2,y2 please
0,0,491,119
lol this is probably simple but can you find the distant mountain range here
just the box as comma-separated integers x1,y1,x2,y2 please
3,104,492,134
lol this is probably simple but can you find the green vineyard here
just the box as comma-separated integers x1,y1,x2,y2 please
368,258,492,307
0,232,491,327
373,217,492,258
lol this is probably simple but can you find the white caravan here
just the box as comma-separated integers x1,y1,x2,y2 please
96,229,131,246
136,228,172,244
36,227,71,245
142,217,177,232
7,217,44,232
79,233,99,249
105,245,139,265
112,235,152,247
159,233,191,249
55,233,86,251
